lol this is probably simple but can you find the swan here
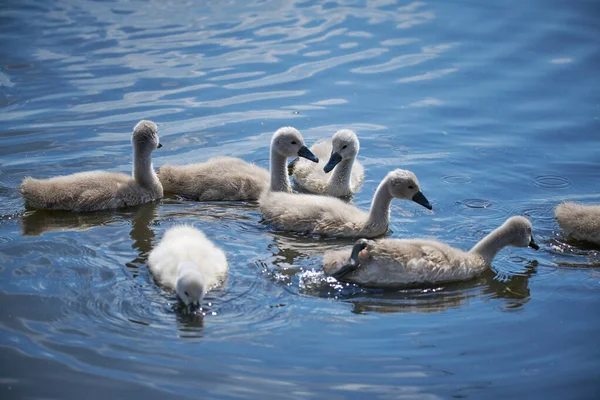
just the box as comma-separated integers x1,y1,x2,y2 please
147,225,228,308
322,216,539,287
259,168,432,238
291,129,364,197
555,202,600,245
20,120,163,212
157,127,318,201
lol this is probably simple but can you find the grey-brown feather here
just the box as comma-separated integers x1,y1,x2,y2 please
259,191,388,238
158,157,269,201
323,216,536,287
323,238,487,287
20,171,162,212
556,202,600,245
292,136,364,197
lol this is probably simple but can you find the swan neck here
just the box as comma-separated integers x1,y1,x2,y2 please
469,224,513,265
270,151,291,192
366,180,392,227
329,158,354,193
133,148,158,188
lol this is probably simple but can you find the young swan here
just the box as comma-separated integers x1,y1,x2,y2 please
292,129,364,197
157,127,318,201
259,168,432,238
20,120,163,212
147,225,228,308
322,216,539,287
555,202,600,245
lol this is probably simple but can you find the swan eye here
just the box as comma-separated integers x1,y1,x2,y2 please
184,291,189,297
408,185,414,189
342,145,347,149
291,141,297,145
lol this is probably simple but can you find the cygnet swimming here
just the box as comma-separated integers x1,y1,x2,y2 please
259,168,432,238
322,216,539,287
291,129,364,197
555,202,600,246
20,120,163,212
158,127,318,201
147,225,228,308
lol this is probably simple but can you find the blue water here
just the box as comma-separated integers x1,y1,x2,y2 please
1,0,599,398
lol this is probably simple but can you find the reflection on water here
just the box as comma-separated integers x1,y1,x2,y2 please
1,0,599,397
21,209,122,236
295,262,536,315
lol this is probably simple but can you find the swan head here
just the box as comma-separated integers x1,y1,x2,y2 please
271,126,318,163
324,129,359,173
503,216,539,250
176,261,206,310
133,120,162,152
328,238,371,279
385,169,432,210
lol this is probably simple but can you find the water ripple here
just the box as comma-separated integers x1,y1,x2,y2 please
532,175,570,190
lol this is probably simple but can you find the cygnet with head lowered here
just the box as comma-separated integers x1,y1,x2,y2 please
148,225,228,309
20,120,163,212
291,129,364,197
555,202,600,246
259,168,432,238
157,127,318,201
323,216,539,287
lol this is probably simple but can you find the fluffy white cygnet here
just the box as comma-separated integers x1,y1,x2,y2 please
147,225,228,308
555,202,600,245
158,127,318,201
292,129,364,197
259,168,432,238
322,216,539,287
20,120,163,212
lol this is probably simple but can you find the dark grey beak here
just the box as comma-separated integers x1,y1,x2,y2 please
323,152,342,173
157,143,163,149
412,191,432,210
188,301,201,312
331,239,369,280
528,237,539,250
297,145,319,163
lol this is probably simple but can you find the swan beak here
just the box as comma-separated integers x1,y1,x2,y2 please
157,143,163,149
188,301,201,312
332,239,368,280
323,152,342,173
528,237,539,250
412,191,432,210
297,146,319,163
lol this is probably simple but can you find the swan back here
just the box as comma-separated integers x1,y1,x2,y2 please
323,238,483,287
158,157,270,201
147,225,228,306
555,202,600,245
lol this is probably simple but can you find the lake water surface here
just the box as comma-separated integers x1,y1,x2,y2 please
1,0,599,398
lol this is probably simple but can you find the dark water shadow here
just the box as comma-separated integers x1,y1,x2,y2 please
294,260,538,315
20,203,160,276
20,209,120,236
547,236,600,268
125,203,159,272
344,262,537,314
